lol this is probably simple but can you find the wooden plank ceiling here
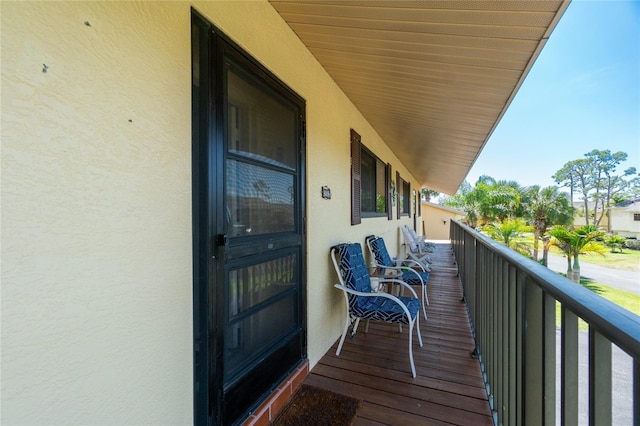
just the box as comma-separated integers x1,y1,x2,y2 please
269,0,569,194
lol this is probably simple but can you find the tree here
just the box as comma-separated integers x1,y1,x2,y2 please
553,158,592,224
443,176,525,226
421,188,439,202
484,218,534,257
584,150,636,231
524,185,574,264
604,234,626,253
547,226,574,279
553,150,636,231
442,180,481,227
547,225,606,283
622,175,640,200
478,178,524,222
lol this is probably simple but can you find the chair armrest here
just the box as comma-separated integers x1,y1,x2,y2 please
334,284,414,319
369,262,404,273
393,267,425,286
374,279,419,299
394,257,428,272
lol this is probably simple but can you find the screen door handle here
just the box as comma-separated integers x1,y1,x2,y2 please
216,234,227,247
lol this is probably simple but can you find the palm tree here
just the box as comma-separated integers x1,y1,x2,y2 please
524,185,574,264
476,177,524,223
548,225,607,282
445,176,525,227
547,226,575,279
484,218,534,257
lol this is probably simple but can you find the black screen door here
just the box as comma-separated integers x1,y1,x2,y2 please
192,11,306,425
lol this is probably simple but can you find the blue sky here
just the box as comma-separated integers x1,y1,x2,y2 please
465,0,639,191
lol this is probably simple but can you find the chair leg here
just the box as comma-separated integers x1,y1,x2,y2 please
416,314,423,348
336,314,352,356
422,298,428,321
408,320,416,378
353,318,362,335
422,285,429,320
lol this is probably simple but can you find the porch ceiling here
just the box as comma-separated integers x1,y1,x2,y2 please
269,0,569,194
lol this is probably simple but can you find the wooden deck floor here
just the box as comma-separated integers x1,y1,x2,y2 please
304,241,493,425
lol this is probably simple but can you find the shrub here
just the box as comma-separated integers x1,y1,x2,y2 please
623,238,640,250
605,235,627,253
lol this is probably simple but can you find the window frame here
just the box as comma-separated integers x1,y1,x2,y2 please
360,146,388,218
351,129,392,225
396,172,410,218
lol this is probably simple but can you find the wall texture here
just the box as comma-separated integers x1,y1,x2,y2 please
1,1,422,423
422,202,465,240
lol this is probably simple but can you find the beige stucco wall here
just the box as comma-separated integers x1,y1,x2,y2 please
421,202,464,240
572,204,609,229
610,206,640,238
1,1,422,424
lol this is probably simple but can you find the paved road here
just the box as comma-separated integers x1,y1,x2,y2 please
545,255,636,424
555,329,633,425
545,254,639,294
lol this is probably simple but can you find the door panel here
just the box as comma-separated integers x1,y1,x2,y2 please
226,68,298,170
225,160,295,236
224,251,299,383
192,11,306,426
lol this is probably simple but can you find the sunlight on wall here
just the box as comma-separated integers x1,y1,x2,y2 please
1,1,422,423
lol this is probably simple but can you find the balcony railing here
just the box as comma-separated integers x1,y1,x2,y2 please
450,220,640,425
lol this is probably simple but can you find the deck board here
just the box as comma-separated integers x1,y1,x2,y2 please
304,240,493,425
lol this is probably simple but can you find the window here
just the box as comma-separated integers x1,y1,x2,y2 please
634,213,640,221
396,172,410,218
361,147,387,215
351,129,391,225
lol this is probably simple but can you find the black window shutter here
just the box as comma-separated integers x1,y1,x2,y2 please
396,171,401,220
408,182,411,216
351,129,361,225
386,163,392,220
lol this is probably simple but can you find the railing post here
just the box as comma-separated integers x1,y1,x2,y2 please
634,358,639,425
476,242,485,376
543,292,556,425
488,251,496,411
516,272,524,425
524,277,543,425
508,266,518,425
589,328,612,426
464,231,476,312
523,281,556,426
561,307,579,426
496,258,506,423
451,221,639,426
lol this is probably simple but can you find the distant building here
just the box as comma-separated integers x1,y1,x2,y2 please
608,199,640,239
421,202,465,240
573,201,608,230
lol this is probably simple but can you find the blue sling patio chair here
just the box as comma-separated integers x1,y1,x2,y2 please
330,242,423,377
365,235,429,320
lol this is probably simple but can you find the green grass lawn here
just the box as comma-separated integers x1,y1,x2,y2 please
515,233,640,272
546,243,640,272
575,248,640,272
555,275,640,330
